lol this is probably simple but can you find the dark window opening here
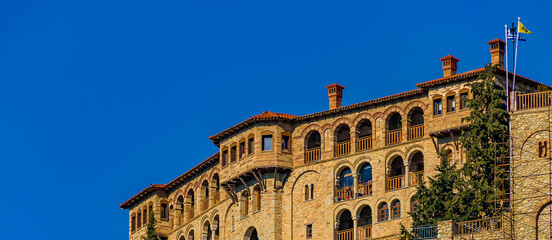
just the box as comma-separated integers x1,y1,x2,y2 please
262,135,272,151
306,224,313,238
460,92,469,109
434,99,442,115
222,150,228,166
447,95,456,112
247,137,254,154
282,135,290,151
230,146,237,163
239,141,245,158
161,203,168,220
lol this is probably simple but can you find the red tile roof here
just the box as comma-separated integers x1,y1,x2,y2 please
120,153,219,209
208,111,297,146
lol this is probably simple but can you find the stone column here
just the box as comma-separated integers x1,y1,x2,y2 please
350,130,356,154
353,216,358,240
353,173,359,197
405,164,410,187
402,119,408,142
437,220,456,240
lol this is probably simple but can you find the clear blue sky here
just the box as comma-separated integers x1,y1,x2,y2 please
0,0,550,239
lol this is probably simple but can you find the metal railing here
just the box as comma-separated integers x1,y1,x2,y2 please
358,225,372,240
407,124,424,140
335,141,351,157
335,228,354,240
515,90,552,111
356,136,372,152
358,181,373,197
409,171,424,186
458,216,501,235
305,147,321,163
387,175,404,191
386,129,402,145
412,224,438,239
335,187,354,201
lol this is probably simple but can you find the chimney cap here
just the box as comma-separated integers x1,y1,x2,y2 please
326,83,345,90
440,55,460,62
488,39,505,45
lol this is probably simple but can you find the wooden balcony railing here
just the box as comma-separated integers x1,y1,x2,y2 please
387,175,404,191
201,198,209,211
407,124,424,140
358,181,373,197
409,171,424,186
305,147,321,163
458,216,501,235
386,129,402,145
335,187,354,201
335,141,351,157
356,136,372,152
515,90,552,111
358,225,372,240
336,229,354,240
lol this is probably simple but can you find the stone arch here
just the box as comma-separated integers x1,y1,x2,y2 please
353,156,373,171
404,99,429,112
333,160,354,176
298,123,323,138
519,129,550,158
382,105,405,117
535,201,552,239
333,203,354,221
244,226,259,240
405,145,424,162
352,112,374,127
331,117,354,130
385,149,405,167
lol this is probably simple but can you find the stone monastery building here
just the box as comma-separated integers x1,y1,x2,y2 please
120,39,552,240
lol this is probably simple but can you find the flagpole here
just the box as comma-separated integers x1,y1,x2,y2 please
505,24,510,111
512,17,521,91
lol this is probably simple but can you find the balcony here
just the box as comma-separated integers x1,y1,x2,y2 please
335,187,354,201
358,181,373,197
201,198,209,211
514,90,552,111
305,147,321,163
356,136,372,152
386,129,402,145
335,141,351,157
407,124,424,140
187,208,195,221
358,225,372,240
213,191,220,204
409,171,424,186
387,175,404,191
336,229,353,240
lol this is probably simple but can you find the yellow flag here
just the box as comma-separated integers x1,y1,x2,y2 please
519,21,533,34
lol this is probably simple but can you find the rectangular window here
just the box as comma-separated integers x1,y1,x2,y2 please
262,135,273,151
239,141,245,158
231,146,237,163
460,92,468,109
306,224,313,238
248,137,254,154
137,212,142,228
132,216,136,232
282,135,290,152
447,95,455,112
433,99,442,115
222,150,228,166
161,203,168,220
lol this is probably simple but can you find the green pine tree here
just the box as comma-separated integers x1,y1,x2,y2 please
410,151,459,226
399,223,413,240
143,213,158,240
457,63,509,219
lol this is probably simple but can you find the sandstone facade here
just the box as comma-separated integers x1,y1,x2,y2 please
120,39,548,240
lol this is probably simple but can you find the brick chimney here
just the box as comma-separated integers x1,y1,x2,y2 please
326,83,345,110
488,39,505,68
440,55,459,77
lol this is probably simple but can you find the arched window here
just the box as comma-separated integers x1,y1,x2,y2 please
336,168,354,201
378,203,389,222
310,183,314,200
177,195,184,214
409,151,424,186
186,189,195,220
388,156,405,190
212,173,220,204
203,221,211,240
337,210,354,231
358,206,372,239
358,163,373,197
356,119,373,151
305,131,321,163
188,230,194,240
201,180,210,211
386,112,402,145
335,124,351,156
304,185,310,200
407,107,424,140
445,149,454,165
240,191,249,217
253,185,261,212
213,215,220,239
391,200,401,219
